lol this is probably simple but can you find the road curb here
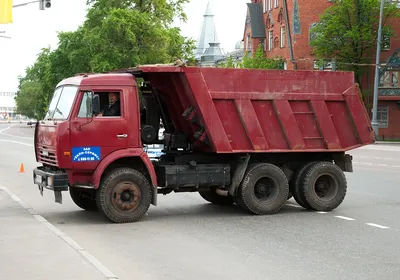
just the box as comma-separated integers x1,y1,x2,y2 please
0,184,119,280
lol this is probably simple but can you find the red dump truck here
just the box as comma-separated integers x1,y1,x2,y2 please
32,66,374,223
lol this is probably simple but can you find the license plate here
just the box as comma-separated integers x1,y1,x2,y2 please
35,175,42,184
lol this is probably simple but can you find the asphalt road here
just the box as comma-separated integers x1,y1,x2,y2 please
1,123,400,280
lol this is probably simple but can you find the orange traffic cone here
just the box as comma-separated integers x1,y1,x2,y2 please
19,163,25,173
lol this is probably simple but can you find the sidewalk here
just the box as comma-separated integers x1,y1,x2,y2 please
374,141,400,145
0,188,113,280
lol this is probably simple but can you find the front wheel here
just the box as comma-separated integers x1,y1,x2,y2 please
96,167,152,223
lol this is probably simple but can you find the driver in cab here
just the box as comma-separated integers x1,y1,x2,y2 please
97,92,121,117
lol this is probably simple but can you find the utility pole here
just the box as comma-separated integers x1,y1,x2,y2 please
371,0,385,139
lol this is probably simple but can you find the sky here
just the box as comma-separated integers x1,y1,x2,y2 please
0,0,249,94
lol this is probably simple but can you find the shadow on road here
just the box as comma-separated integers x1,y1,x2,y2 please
43,202,308,226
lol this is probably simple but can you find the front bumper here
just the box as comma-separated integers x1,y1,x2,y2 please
33,166,69,204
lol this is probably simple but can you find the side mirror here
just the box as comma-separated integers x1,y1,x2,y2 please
93,94,100,115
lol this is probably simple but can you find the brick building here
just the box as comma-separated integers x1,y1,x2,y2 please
243,0,400,140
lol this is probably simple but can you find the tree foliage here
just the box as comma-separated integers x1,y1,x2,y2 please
242,45,284,69
219,45,284,70
310,0,400,84
15,0,195,119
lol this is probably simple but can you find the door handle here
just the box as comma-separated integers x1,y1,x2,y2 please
117,134,128,138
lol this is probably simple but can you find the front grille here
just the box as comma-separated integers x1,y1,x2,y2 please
37,144,58,166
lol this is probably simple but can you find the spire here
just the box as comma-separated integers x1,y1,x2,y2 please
205,1,213,16
194,0,220,60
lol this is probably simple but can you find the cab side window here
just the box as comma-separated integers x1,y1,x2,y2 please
97,91,122,117
77,91,93,118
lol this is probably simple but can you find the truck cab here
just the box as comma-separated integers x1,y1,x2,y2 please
33,72,159,220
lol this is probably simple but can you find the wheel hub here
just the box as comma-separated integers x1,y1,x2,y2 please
254,177,277,201
111,181,141,212
314,175,337,200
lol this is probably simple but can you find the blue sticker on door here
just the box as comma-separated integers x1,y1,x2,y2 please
72,146,101,162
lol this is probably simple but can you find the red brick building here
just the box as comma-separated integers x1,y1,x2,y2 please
243,0,400,140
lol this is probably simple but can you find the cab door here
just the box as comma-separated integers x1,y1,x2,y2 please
69,89,129,170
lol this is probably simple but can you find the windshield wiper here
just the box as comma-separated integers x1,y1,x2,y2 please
55,107,64,118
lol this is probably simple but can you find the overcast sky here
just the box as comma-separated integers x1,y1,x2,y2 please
0,0,249,93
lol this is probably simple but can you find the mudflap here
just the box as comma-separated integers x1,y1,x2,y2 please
33,166,69,204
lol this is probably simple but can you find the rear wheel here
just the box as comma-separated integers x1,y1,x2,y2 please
96,167,152,223
301,162,347,211
69,187,97,211
236,163,289,215
199,189,235,205
290,162,316,209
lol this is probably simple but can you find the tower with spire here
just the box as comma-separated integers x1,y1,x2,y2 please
195,1,225,65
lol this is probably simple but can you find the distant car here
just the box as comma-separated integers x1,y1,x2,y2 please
27,119,37,126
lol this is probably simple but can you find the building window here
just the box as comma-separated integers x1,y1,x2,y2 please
377,105,389,128
263,0,267,12
280,26,285,47
246,34,251,51
309,22,319,45
268,30,273,50
382,34,391,51
269,0,272,10
274,0,278,8
389,0,400,8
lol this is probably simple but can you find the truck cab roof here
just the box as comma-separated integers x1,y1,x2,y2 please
56,73,137,88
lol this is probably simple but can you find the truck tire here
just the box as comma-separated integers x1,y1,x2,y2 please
236,163,289,215
69,187,97,211
199,189,235,205
96,167,152,223
301,161,347,211
290,162,316,209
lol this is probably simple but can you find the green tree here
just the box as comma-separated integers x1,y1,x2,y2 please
14,80,43,119
16,0,195,119
218,55,238,68
310,0,400,85
242,45,284,69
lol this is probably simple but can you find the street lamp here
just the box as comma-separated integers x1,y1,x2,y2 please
0,0,51,39
12,0,51,9
371,0,385,139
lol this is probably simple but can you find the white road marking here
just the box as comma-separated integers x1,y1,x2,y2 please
0,124,34,139
355,155,400,162
0,139,34,147
1,132,34,140
366,223,389,229
0,125,13,133
0,184,119,280
353,161,400,168
317,211,327,214
335,215,355,221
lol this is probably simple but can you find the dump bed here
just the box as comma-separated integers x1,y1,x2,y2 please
137,66,374,153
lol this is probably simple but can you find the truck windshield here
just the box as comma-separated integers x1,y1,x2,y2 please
44,86,78,120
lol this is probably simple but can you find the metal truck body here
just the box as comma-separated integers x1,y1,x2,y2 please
32,66,375,223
